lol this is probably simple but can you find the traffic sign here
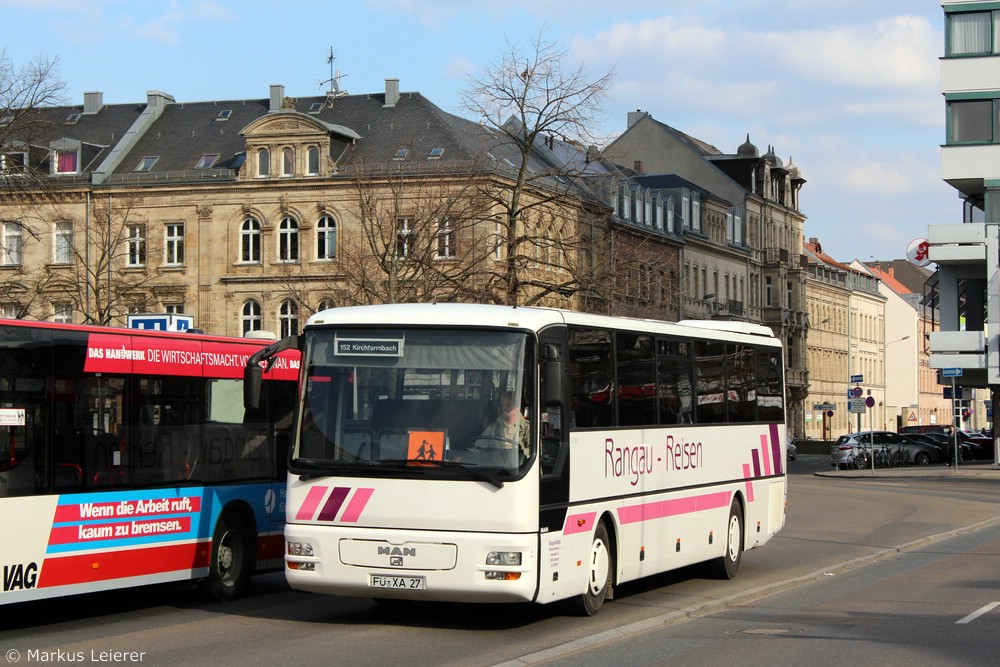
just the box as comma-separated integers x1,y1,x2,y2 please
865,396,875,408
942,368,963,378
850,374,864,383
849,397,866,413
813,403,836,411
850,387,863,398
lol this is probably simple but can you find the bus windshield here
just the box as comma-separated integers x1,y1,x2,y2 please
295,328,532,479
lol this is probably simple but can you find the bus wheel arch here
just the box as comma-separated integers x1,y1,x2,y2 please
201,504,257,602
566,514,616,616
707,494,745,580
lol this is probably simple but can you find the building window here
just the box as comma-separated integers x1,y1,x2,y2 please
279,300,299,338
134,156,158,172
194,154,218,169
316,298,334,312
126,224,146,267
241,217,261,263
241,299,262,335
317,215,336,260
691,192,701,232
436,218,455,259
281,148,294,177
164,303,184,315
165,223,185,266
52,303,72,324
278,217,299,262
54,221,73,263
396,217,413,258
307,147,319,175
257,148,269,177
2,222,22,266
1,151,26,175
948,99,999,144
947,10,999,56
55,150,78,174
765,277,773,306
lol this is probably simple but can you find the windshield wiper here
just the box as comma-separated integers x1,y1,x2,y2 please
399,459,505,489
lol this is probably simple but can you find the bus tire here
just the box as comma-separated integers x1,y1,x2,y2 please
708,500,743,580
203,511,254,602
567,522,612,616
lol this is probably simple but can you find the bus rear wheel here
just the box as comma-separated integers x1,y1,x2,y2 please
567,522,612,616
202,512,254,602
707,501,743,580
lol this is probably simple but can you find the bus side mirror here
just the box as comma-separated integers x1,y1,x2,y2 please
245,364,263,410
542,344,564,405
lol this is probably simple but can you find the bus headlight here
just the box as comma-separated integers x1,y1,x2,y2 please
486,551,521,566
287,541,315,557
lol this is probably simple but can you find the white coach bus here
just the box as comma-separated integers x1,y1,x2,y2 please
246,303,787,615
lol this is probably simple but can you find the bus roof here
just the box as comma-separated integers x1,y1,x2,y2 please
305,304,781,347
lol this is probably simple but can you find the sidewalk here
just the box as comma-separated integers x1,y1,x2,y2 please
814,461,1000,480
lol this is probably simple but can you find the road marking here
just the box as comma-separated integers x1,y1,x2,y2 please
957,602,1000,624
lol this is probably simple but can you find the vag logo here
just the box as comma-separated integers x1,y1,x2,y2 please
3,562,38,591
377,546,416,557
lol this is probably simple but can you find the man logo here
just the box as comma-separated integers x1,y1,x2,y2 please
377,546,416,557
390,556,403,566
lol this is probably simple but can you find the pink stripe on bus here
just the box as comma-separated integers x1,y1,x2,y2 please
616,491,731,525
340,487,374,522
760,434,772,476
742,463,755,502
294,486,328,521
563,512,598,535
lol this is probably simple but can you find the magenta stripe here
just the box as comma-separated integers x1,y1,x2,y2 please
751,449,761,477
564,512,597,535
294,486,329,521
760,434,772,476
340,487,374,522
318,487,350,521
770,423,783,474
616,491,731,525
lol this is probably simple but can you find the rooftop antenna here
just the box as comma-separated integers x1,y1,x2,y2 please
321,47,348,106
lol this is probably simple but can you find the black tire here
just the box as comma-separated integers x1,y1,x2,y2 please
566,522,612,616
914,451,931,466
707,501,743,580
202,512,254,602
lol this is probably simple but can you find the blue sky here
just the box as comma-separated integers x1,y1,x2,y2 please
3,0,950,263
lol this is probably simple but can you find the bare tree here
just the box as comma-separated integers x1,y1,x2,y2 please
459,29,615,306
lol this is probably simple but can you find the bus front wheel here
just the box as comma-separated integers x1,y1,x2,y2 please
707,501,743,580
567,522,612,616
202,511,254,602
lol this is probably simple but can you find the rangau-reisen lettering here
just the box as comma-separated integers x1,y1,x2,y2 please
604,439,654,487
664,435,703,470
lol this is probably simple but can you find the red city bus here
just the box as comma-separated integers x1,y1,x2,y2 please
0,320,299,605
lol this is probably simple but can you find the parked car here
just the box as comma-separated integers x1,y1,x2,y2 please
899,424,953,437
917,431,973,463
830,431,943,469
958,430,996,461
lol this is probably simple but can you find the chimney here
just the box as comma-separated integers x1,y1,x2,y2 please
83,92,103,115
384,78,400,108
269,84,285,112
633,160,644,174
146,90,175,109
627,109,648,128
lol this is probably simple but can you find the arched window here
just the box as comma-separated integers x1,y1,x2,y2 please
316,298,334,313
241,217,261,263
257,148,269,177
307,147,320,175
278,217,299,261
317,215,336,260
282,148,294,177
279,300,299,338
241,300,262,335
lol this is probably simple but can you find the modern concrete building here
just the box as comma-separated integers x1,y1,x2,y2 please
929,1,998,444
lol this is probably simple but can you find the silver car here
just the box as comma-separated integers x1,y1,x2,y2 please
830,431,943,469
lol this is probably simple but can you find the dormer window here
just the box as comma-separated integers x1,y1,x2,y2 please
65,113,81,125
134,156,159,172
308,102,323,114
393,148,408,161
257,148,269,177
1,151,26,175
216,110,232,121
55,150,78,174
428,147,445,160
194,153,219,169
